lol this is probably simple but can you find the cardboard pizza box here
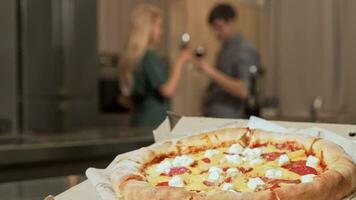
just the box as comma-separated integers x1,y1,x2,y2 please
54,117,356,200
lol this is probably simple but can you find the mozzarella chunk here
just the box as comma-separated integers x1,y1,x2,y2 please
243,148,262,160
221,183,234,191
278,154,290,166
301,174,316,183
229,144,244,154
168,176,184,187
156,160,172,174
225,154,243,165
250,158,263,165
204,149,220,158
226,167,239,176
209,166,223,174
306,155,320,168
265,169,282,179
208,171,221,182
247,177,265,190
252,148,262,156
172,155,194,167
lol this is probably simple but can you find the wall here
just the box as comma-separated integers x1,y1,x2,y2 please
261,0,356,122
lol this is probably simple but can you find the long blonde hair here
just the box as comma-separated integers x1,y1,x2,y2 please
119,4,162,96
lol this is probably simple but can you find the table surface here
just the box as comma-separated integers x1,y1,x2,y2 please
54,120,356,200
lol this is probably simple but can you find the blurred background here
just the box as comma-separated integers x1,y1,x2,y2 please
0,0,355,199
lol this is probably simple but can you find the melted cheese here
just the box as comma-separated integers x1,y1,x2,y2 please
144,142,323,193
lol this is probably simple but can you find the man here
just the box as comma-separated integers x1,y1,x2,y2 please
196,3,260,118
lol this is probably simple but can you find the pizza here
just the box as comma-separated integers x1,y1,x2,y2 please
111,128,356,200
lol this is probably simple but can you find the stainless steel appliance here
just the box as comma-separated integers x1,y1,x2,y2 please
0,0,98,133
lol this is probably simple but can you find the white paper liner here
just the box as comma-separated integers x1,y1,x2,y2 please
86,116,356,200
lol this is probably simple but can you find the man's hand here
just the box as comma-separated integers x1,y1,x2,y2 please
195,59,216,75
195,59,249,100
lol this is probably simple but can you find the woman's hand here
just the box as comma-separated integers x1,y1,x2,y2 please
177,47,193,65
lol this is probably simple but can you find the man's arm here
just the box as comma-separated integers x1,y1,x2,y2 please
196,59,249,100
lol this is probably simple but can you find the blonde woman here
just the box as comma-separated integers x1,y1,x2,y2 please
119,4,191,127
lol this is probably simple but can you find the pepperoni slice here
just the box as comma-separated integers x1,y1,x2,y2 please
261,152,284,161
238,167,253,174
250,142,268,148
283,160,318,175
223,167,229,172
202,158,211,163
203,180,214,186
156,181,169,186
225,177,232,183
168,167,191,176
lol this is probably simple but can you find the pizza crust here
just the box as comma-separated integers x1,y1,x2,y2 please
111,128,356,200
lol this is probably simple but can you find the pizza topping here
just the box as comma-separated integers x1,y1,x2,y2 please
250,158,263,165
238,167,253,174
204,149,220,158
306,155,320,169
247,177,265,190
300,174,316,183
203,180,214,187
267,179,301,190
190,160,198,167
168,166,191,176
229,144,244,154
265,169,282,179
278,154,290,166
224,176,232,183
283,160,318,175
221,183,234,191
226,167,239,176
202,158,211,163
156,181,169,186
168,176,184,187
242,148,262,160
225,154,243,165
262,152,284,161
208,171,221,182
276,141,301,151
156,160,172,174
172,155,194,167
250,142,268,148
209,166,223,174
145,135,328,193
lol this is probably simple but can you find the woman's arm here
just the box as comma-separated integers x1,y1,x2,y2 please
160,48,192,98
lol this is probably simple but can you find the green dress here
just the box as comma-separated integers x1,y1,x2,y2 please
130,50,169,127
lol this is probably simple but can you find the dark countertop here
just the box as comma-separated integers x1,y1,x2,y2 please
0,175,85,200
0,127,155,182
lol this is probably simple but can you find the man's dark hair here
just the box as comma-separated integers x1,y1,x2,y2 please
208,3,237,25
